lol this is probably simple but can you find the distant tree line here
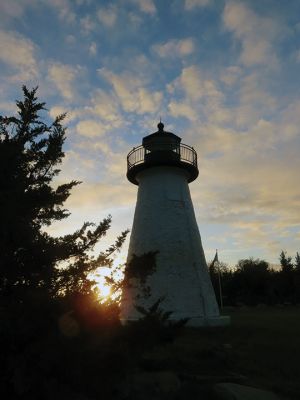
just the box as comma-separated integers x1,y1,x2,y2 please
209,251,300,307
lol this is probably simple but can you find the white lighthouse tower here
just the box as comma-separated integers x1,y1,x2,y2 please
121,122,229,327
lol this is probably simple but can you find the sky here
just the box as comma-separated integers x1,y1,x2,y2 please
0,0,300,267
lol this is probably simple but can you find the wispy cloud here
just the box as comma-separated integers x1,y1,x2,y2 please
184,0,212,10
168,65,223,102
46,0,76,24
223,1,282,67
76,119,108,138
152,38,195,58
80,15,96,34
99,68,163,114
88,42,97,55
97,5,118,27
0,30,38,81
48,62,83,100
0,0,27,21
128,0,156,15
90,89,122,123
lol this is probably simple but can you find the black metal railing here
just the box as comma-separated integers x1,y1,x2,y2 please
127,142,197,171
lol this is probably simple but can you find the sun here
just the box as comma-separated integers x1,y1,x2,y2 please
89,259,126,302
89,269,112,300
96,277,111,298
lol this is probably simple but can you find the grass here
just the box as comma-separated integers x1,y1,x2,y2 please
224,306,300,398
146,306,300,399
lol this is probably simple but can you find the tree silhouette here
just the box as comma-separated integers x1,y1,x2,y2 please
277,250,295,303
0,86,128,302
295,252,300,272
279,250,294,273
0,87,128,398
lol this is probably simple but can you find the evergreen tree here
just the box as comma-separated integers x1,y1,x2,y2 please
279,250,294,273
0,86,127,304
0,87,129,398
295,252,300,272
278,251,295,303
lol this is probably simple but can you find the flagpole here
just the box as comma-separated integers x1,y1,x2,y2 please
217,263,223,309
215,249,223,310
211,249,223,309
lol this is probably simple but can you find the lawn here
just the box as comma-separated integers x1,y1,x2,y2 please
146,306,300,399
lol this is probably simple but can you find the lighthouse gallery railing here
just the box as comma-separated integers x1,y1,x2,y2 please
127,143,198,171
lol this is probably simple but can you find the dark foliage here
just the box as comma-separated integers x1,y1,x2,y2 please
123,250,158,299
0,87,131,398
125,251,158,284
209,252,300,307
132,297,188,346
295,252,300,271
0,86,129,301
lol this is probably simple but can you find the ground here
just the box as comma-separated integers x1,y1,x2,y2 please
137,306,300,399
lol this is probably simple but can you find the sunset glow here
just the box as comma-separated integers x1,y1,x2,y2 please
90,263,125,302
90,269,112,301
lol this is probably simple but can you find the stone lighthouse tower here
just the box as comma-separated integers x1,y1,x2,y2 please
121,122,228,326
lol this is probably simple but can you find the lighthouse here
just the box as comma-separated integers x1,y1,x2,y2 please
121,122,229,327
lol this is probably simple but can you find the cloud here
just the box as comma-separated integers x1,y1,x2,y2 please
163,62,300,260
168,101,198,121
234,72,277,127
80,15,96,34
0,0,42,25
49,105,69,121
128,0,156,15
294,49,300,63
55,144,132,212
152,38,195,58
48,62,82,100
89,42,97,55
99,68,163,114
90,89,122,123
276,100,300,140
0,100,17,114
65,35,76,45
220,65,242,86
184,0,211,10
46,0,76,24
167,65,224,122
74,137,129,182
0,0,26,21
223,1,281,67
0,30,38,81
49,105,90,125
168,65,223,102
76,119,107,138
190,118,300,249
66,182,135,210
59,149,97,179
0,0,297,266
97,5,118,27
128,12,143,28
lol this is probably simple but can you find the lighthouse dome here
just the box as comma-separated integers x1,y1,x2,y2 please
127,122,198,185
